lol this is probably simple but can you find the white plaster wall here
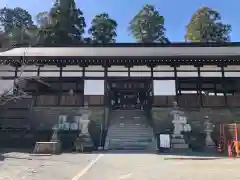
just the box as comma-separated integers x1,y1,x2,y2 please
224,65,240,77
153,66,174,77
200,65,222,77
18,65,38,77
177,65,198,77
62,66,82,77
85,66,104,77
84,80,104,95
39,66,60,77
130,66,151,77
108,66,128,76
0,65,15,76
154,80,175,95
0,80,14,94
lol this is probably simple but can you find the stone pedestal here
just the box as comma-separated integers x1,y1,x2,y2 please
204,117,216,152
170,102,191,152
33,142,61,154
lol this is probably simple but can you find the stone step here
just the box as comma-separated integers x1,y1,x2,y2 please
108,134,152,137
109,128,150,131
108,129,152,133
108,141,150,146
110,123,149,126
108,139,152,143
110,124,149,126
109,126,151,130
107,143,151,150
171,144,189,149
110,122,148,125
107,134,152,138
107,136,152,140
107,135,152,139
108,133,152,136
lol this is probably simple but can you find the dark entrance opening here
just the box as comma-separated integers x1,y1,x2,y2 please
107,78,153,110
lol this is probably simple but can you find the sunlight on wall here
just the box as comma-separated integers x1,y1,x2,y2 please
84,80,104,95
0,80,14,94
153,80,176,95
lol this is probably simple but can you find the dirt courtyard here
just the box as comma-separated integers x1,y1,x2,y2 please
0,151,240,180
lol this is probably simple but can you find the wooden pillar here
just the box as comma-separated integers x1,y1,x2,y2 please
128,66,130,77
104,66,108,107
221,66,227,106
57,65,63,105
197,67,203,107
82,66,85,106
174,66,179,103
151,66,154,105
14,66,18,78
34,65,41,106
150,66,153,78
13,66,19,95
214,82,217,95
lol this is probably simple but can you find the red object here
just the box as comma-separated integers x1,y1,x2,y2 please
228,141,233,157
217,138,224,153
218,123,240,157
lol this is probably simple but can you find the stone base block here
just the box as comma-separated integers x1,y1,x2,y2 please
172,144,189,149
172,134,184,138
171,138,186,144
204,146,216,153
33,142,61,154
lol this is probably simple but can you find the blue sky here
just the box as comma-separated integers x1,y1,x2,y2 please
0,0,239,95
0,0,239,42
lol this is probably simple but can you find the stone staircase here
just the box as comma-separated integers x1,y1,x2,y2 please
104,110,154,150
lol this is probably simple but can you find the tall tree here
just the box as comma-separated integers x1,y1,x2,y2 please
129,4,169,43
0,7,37,45
0,31,11,49
0,7,34,33
40,0,86,45
185,6,231,42
88,13,117,43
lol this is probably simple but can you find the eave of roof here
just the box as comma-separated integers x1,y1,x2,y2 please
13,42,240,48
1,46,240,57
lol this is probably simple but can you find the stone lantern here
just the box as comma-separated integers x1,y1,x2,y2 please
204,116,216,151
171,101,191,151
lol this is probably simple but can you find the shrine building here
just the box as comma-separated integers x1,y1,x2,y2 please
0,43,240,150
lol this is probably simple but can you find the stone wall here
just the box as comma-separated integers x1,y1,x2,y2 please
151,107,240,135
30,106,105,130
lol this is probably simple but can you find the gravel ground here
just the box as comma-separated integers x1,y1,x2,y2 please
1,152,240,180
0,152,100,180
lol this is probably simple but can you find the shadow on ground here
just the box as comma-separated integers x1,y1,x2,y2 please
95,149,229,159
0,147,231,161
0,148,32,154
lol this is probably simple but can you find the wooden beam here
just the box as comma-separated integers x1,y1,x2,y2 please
174,67,179,103
221,66,227,105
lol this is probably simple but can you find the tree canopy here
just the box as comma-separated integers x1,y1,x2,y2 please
129,4,169,43
88,13,117,44
0,7,37,45
39,0,86,46
185,6,231,42
0,2,234,46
